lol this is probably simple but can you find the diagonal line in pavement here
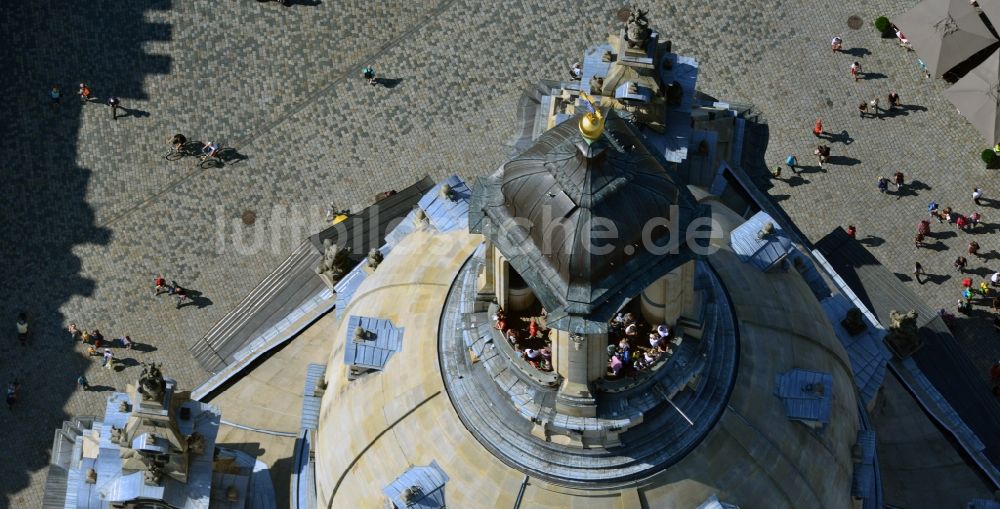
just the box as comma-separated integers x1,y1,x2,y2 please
101,0,458,228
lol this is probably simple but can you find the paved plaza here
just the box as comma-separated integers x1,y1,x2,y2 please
2,0,998,506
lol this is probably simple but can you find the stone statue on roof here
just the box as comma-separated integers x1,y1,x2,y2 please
883,309,922,358
625,5,651,48
138,362,166,402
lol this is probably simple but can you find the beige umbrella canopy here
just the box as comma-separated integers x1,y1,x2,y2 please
943,46,1000,144
895,0,997,77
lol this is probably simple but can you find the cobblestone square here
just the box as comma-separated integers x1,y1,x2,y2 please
2,0,996,507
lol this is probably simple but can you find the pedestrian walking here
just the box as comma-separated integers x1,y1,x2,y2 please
831,36,843,52
973,188,984,205
49,85,60,108
942,207,954,223
5,381,19,411
850,61,863,81
858,101,869,118
107,96,121,120
785,154,798,174
870,97,880,117
68,323,81,342
173,284,188,308
888,91,900,109
120,335,133,349
362,66,377,86
103,349,115,370
91,329,104,348
893,171,904,191
812,118,824,137
929,201,941,222
917,58,930,79
877,176,889,194
956,214,968,230
913,262,925,283
78,83,92,103
956,255,968,273
771,165,782,179
918,219,931,235
154,274,169,295
16,313,28,347
846,225,857,238
77,375,89,391
969,240,981,257
915,233,925,248
814,145,830,168
992,271,1000,287
971,211,982,229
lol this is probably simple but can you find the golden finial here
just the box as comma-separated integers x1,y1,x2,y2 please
578,91,605,143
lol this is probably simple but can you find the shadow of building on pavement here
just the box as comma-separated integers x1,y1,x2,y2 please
0,1,171,506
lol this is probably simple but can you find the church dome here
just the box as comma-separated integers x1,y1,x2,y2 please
469,111,709,332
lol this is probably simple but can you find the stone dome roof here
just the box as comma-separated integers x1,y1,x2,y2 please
469,111,709,333
316,204,861,508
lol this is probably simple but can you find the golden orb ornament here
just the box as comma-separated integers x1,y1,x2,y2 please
579,112,605,142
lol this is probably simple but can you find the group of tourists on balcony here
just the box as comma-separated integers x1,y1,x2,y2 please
607,312,674,379
494,307,553,372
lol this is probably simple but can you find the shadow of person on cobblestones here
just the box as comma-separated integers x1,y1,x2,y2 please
826,155,860,166
980,250,1000,262
84,385,116,392
177,289,213,309
784,174,810,187
923,273,952,285
117,106,150,119
860,72,887,81
376,77,404,89
858,235,885,247
130,342,158,353
796,164,825,174
922,241,950,252
821,130,854,145
928,229,957,240
0,0,171,504
976,197,1000,209
900,104,929,114
842,47,871,58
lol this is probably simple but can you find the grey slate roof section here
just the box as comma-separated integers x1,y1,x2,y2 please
469,111,709,333
774,369,833,425
60,392,224,509
654,53,699,163
290,430,316,509
729,211,793,271
342,315,404,371
417,175,471,233
579,43,614,95
818,292,890,408
851,429,877,499
382,461,449,509
614,81,652,102
299,363,326,430
333,261,368,322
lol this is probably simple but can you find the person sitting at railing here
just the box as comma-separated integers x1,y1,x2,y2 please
618,337,632,364
609,353,624,377
506,329,518,347
523,348,542,368
649,332,662,350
